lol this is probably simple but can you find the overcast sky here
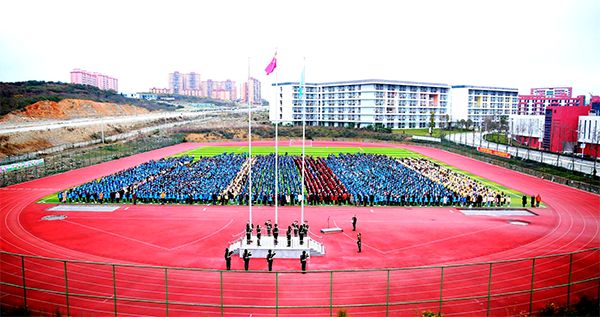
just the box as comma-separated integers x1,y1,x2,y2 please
1,0,599,98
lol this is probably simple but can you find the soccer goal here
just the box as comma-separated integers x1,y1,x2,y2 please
288,139,313,147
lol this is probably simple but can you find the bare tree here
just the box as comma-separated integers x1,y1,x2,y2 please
499,115,508,151
589,128,600,176
429,111,435,136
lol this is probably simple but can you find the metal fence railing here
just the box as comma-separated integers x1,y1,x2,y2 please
1,248,598,316
0,135,182,188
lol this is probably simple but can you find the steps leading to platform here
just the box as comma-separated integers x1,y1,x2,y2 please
227,235,325,258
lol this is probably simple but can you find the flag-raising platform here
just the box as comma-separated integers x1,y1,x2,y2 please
228,234,325,259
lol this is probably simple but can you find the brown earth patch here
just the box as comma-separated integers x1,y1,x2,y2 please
0,135,53,157
6,99,150,121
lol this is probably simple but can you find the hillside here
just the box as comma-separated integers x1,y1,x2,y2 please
0,99,150,123
0,81,175,116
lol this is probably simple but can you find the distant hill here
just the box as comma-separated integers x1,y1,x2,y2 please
0,81,177,116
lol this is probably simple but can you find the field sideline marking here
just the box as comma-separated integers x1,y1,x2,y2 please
333,218,386,255
169,218,234,250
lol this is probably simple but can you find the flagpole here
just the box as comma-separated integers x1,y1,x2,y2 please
264,50,278,224
275,66,279,225
248,57,253,226
301,57,306,225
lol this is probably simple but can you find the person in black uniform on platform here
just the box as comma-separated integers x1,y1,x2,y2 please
522,195,527,208
300,250,309,273
299,224,305,245
266,249,276,271
243,249,252,271
357,232,362,253
293,221,299,237
286,225,292,247
273,224,279,245
352,215,357,231
256,224,262,246
246,222,253,244
224,248,234,270
265,220,272,236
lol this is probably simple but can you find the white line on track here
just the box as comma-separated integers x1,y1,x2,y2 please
61,218,233,251
333,218,385,254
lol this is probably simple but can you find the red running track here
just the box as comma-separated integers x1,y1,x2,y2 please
1,141,599,316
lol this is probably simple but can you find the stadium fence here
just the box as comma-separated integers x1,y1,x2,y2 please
1,248,598,316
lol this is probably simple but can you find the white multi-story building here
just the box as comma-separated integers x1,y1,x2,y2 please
270,79,450,129
450,85,519,126
578,115,600,157
509,114,546,148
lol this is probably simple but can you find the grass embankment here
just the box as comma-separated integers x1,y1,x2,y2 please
173,145,422,159
392,128,469,138
41,145,526,207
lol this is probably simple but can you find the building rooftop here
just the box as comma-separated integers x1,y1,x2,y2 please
273,79,450,87
451,85,518,91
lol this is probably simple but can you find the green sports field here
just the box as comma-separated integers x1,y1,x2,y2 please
172,145,424,159
172,145,529,207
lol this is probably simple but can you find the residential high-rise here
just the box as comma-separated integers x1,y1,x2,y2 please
70,69,118,91
242,77,262,105
169,71,183,95
184,72,201,91
168,71,203,96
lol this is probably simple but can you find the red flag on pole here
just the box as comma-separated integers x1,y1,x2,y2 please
265,52,277,75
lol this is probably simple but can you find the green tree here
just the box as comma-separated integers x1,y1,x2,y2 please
429,111,435,135
466,119,474,130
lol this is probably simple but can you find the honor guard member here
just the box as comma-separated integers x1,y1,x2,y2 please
266,250,276,271
224,248,234,270
246,222,253,245
357,233,362,253
273,224,279,245
256,225,262,247
299,224,305,245
286,225,292,247
300,250,309,273
243,249,252,271
352,215,357,231
293,221,299,237
265,220,273,236
303,222,309,235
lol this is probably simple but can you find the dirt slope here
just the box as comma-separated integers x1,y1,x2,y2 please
0,99,156,159
1,99,150,123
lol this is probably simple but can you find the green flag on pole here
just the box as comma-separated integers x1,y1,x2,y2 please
299,67,305,99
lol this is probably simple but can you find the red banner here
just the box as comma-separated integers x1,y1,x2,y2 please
477,147,511,158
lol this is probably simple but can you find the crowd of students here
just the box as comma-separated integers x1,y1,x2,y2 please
398,158,512,207
293,156,349,205
325,153,456,206
60,157,193,203
60,153,513,208
135,153,245,204
237,154,303,206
